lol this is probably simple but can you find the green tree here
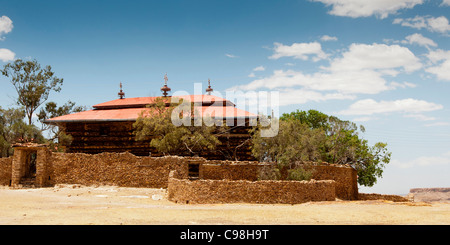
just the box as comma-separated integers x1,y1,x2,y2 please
133,97,224,156
0,107,44,157
252,109,391,187
1,59,64,125
37,101,86,151
251,116,322,181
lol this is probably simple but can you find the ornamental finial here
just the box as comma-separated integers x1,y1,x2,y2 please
161,73,171,97
118,82,125,99
206,78,213,95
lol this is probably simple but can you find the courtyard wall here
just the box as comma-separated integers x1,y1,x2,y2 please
168,170,336,204
0,157,12,186
1,148,359,202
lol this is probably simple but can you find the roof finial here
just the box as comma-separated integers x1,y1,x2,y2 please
206,78,213,95
161,73,171,97
118,82,125,99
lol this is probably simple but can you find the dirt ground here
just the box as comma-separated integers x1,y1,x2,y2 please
0,184,449,225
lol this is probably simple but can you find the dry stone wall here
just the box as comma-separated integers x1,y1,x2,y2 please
201,161,358,200
1,148,359,204
200,161,270,181
306,164,358,200
49,152,191,188
168,171,336,204
0,157,12,186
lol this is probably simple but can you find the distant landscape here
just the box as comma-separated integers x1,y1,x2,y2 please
408,188,450,203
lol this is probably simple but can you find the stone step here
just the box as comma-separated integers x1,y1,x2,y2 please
19,177,36,188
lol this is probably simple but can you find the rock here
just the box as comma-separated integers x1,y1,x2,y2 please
152,194,163,200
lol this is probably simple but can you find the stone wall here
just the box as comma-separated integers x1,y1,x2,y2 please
306,164,358,200
201,161,358,200
168,171,336,204
1,148,359,204
0,157,12,186
200,161,270,181
48,152,191,188
358,193,409,202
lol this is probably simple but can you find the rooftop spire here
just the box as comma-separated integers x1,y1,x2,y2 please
206,78,213,95
160,73,171,97
118,82,125,99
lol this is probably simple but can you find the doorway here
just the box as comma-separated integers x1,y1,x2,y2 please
21,150,37,186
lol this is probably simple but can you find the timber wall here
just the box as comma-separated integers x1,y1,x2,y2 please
63,121,255,160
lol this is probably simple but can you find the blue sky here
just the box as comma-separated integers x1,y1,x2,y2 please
1,0,449,194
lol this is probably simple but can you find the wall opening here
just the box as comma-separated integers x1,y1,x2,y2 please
188,163,199,180
25,151,37,178
20,150,37,187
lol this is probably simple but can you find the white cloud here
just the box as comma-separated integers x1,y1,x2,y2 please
312,0,423,19
393,16,426,29
403,113,436,121
253,66,265,71
225,53,237,58
427,16,450,33
231,69,391,95
0,48,15,62
338,98,443,116
393,15,450,34
402,33,437,48
277,89,355,106
426,60,450,81
389,81,417,89
391,151,450,168
352,116,375,122
0,16,13,40
320,35,338,41
269,42,328,62
327,43,422,73
248,66,265,78
426,49,450,63
425,122,450,127
442,0,450,6
231,43,422,106
425,49,450,81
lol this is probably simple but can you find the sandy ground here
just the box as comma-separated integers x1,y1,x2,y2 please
0,184,449,225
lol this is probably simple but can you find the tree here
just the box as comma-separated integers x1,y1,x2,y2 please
0,107,44,157
252,109,391,187
1,59,63,125
37,101,86,151
133,97,224,156
251,116,323,181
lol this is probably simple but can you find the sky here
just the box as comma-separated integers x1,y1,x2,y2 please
0,0,449,194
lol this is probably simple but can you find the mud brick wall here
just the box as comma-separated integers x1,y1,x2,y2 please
168,171,336,204
0,157,12,186
200,161,269,181
49,152,191,188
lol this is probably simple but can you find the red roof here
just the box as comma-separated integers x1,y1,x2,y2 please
93,94,234,109
45,95,257,123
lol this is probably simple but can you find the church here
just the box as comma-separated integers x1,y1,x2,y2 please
45,76,258,160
